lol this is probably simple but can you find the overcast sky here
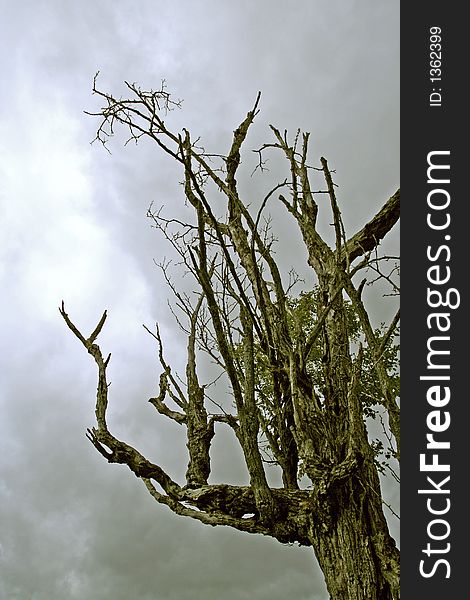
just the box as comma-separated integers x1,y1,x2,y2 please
0,2,399,599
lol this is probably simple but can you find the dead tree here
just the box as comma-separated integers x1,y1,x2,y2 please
61,76,400,600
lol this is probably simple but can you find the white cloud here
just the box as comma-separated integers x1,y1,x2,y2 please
0,78,153,339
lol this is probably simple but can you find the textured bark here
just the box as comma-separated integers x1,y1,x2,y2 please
310,474,400,600
64,81,401,600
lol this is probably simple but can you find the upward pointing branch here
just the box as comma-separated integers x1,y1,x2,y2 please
59,303,182,497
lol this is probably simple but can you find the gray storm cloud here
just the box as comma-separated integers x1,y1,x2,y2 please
0,2,399,599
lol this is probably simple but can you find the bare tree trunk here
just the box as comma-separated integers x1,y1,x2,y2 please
298,283,399,600
309,467,399,600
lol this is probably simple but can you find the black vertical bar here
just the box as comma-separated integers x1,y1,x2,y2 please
401,4,467,597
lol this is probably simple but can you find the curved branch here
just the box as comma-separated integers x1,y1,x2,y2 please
60,304,182,497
